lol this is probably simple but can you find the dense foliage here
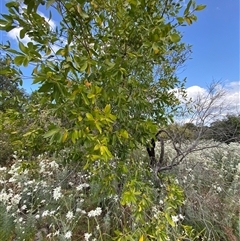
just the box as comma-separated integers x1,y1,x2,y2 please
206,115,240,144
0,0,205,161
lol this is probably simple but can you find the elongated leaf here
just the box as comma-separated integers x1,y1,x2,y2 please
184,0,192,15
43,128,60,138
19,28,26,39
195,5,206,11
104,104,111,114
19,41,28,53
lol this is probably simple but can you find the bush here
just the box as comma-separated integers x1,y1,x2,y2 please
0,151,198,241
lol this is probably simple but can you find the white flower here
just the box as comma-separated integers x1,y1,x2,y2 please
171,215,179,223
76,183,89,191
11,194,21,205
42,210,49,217
64,231,72,239
66,211,74,220
6,206,12,212
49,161,59,169
178,214,184,220
21,205,27,210
216,186,222,192
84,233,92,241
88,207,102,217
53,186,62,200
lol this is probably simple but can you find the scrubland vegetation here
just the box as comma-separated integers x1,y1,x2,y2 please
0,0,239,240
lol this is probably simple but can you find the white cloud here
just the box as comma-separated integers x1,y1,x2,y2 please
186,85,208,99
184,81,240,123
174,81,239,125
7,27,32,44
186,82,240,108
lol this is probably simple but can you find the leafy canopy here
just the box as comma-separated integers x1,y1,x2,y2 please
0,0,206,162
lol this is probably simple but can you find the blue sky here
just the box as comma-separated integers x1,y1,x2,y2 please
0,0,239,109
179,0,239,88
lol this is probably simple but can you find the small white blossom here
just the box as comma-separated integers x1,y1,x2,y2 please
171,215,179,223
66,211,74,220
64,231,72,239
76,183,89,191
178,214,184,220
49,161,59,169
88,207,102,217
42,210,49,217
6,206,12,212
21,205,27,210
11,194,21,205
84,232,92,241
53,186,62,200
19,217,23,223
216,186,222,192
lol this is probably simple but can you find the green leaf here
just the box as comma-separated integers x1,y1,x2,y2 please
79,11,89,19
14,55,25,65
86,113,94,121
55,48,65,56
184,0,192,15
6,1,20,9
80,61,88,72
121,130,129,139
165,213,175,227
95,122,102,134
19,28,26,39
195,5,206,11
152,43,159,54
170,33,181,43
18,41,28,53
0,19,8,25
104,104,111,114
71,129,79,144
100,145,112,158
185,17,192,25
177,17,184,24
43,128,60,138
23,57,29,67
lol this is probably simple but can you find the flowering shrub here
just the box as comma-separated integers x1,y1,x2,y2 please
155,141,240,241
0,154,101,240
1,140,238,240
0,152,198,241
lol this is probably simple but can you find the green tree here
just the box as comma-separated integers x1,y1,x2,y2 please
0,57,28,164
0,57,27,112
0,0,205,162
0,1,206,239
207,115,240,144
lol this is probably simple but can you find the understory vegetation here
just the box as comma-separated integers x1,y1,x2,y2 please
0,142,239,240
